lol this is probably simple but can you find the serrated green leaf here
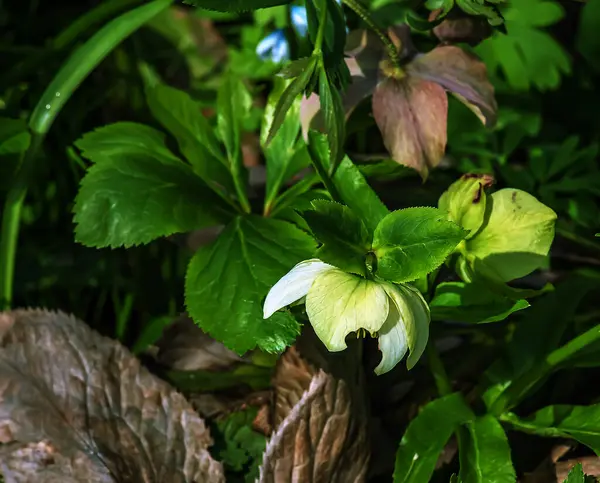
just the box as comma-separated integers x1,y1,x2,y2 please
394,393,474,483
268,55,318,144
373,208,466,283
74,122,231,245
425,0,455,16
318,68,346,169
145,83,234,194
183,0,292,12
302,200,371,275
563,463,597,483
309,132,389,232
460,415,516,483
185,215,316,354
430,282,529,323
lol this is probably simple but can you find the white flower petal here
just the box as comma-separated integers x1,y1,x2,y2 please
375,283,430,375
374,298,408,375
306,269,389,352
263,259,334,319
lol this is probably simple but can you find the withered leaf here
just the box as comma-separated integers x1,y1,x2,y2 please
155,314,243,371
0,309,224,483
408,46,497,127
260,347,369,483
372,76,448,180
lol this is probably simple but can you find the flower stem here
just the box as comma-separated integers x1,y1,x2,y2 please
342,0,401,66
427,343,452,396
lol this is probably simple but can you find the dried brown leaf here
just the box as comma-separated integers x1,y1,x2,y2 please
155,314,243,371
260,346,369,483
0,309,224,483
372,76,448,180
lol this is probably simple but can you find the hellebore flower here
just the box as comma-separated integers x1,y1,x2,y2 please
439,175,557,283
302,26,498,179
263,258,430,375
256,29,291,63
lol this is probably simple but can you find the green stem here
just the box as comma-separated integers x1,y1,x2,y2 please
314,0,329,54
232,172,252,214
307,143,343,203
427,343,452,396
0,0,172,310
556,223,600,254
115,291,135,341
342,0,400,66
547,322,600,367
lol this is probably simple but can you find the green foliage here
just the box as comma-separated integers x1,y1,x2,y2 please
185,215,316,354
73,123,232,248
459,415,516,483
563,463,597,483
430,282,529,323
0,118,30,191
301,200,371,275
184,0,292,12
215,407,267,482
373,208,467,283
393,393,474,483
577,0,600,72
475,0,570,91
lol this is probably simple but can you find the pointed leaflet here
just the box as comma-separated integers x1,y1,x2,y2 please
408,46,497,127
184,0,293,12
502,404,600,455
301,200,371,275
186,216,316,354
261,77,309,212
372,77,448,180
460,415,516,483
373,207,467,283
308,132,389,232
318,68,346,169
74,123,232,248
0,309,224,482
394,393,474,483
146,83,234,194
466,188,556,282
430,282,529,324
267,55,318,144
217,76,251,182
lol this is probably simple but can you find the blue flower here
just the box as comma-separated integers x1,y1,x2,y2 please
256,29,290,63
291,5,309,37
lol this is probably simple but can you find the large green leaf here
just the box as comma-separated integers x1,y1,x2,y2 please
394,393,474,483
460,415,516,483
302,200,371,275
185,216,316,354
261,78,309,213
184,0,292,12
73,123,231,248
373,208,467,283
145,83,234,194
430,282,529,324
503,405,600,455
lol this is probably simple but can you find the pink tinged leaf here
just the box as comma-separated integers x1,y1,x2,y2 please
408,45,498,127
372,77,448,180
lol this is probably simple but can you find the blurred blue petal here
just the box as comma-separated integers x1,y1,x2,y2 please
291,6,308,37
256,29,290,63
